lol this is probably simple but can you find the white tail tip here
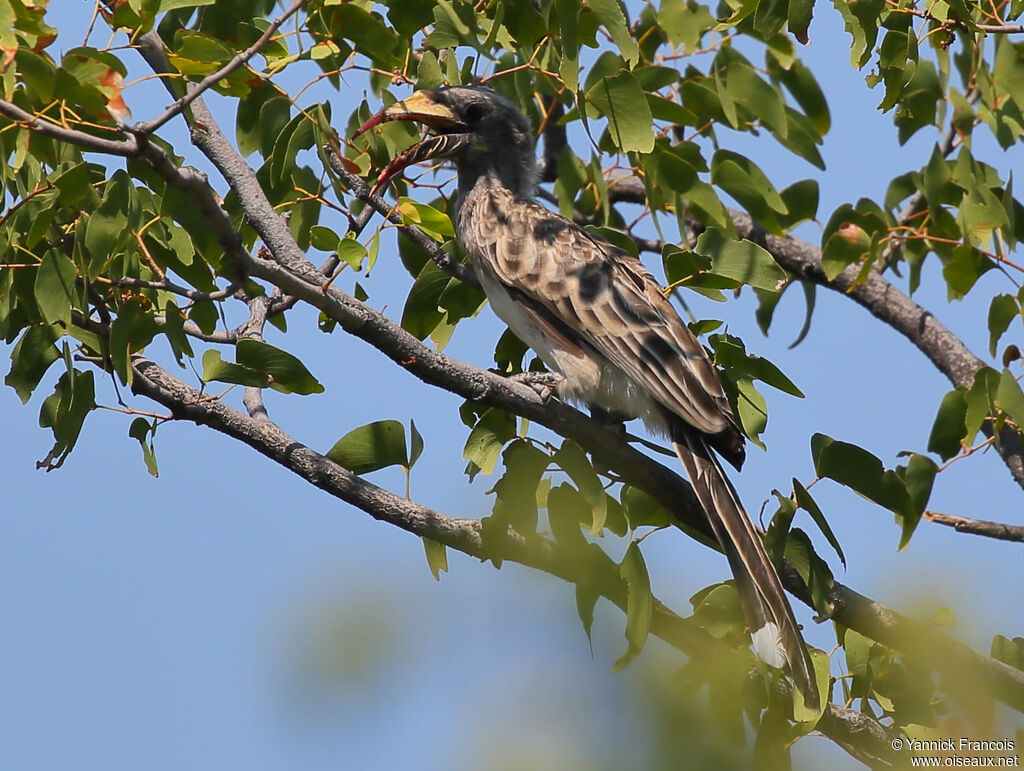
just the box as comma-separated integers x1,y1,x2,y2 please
751,622,787,669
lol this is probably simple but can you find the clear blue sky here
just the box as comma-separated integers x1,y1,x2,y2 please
1,4,1021,770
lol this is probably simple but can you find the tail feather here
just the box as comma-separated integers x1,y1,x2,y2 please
673,430,819,712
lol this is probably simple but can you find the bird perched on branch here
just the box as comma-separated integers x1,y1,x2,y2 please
355,85,819,711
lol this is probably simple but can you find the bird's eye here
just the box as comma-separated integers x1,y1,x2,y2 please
463,102,486,125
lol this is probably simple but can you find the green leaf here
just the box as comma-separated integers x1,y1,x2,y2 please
765,491,797,565
492,439,549,535
6,323,60,403
658,0,714,51
724,60,787,139
928,389,968,461
463,408,516,476
36,369,95,470
553,440,607,534
613,542,652,671
694,228,787,292
161,302,194,366
409,419,424,468
402,260,450,340
422,537,448,580
620,484,674,530
992,635,1024,671
898,454,936,548
33,251,78,326
84,170,132,274
710,150,788,234
586,0,638,66
784,528,834,616
585,71,655,154
396,198,455,239
811,433,916,524
793,649,830,722
793,479,846,567
326,419,409,474
128,417,159,477
777,179,820,230
942,245,994,300
988,294,1020,358
995,367,1024,429
964,367,999,443
710,333,803,396
236,338,324,395
734,376,768,450
201,349,270,388
575,582,600,647
548,483,590,552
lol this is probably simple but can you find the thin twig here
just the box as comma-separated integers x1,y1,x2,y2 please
923,510,1024,542
132,0,309,135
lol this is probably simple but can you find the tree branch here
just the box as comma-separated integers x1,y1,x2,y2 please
923,510,1024,542
0,98,136,156
125,352,897,765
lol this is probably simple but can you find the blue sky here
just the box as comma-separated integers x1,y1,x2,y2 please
1,3,1022,769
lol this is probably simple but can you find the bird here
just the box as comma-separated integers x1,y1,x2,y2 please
355,85,819,711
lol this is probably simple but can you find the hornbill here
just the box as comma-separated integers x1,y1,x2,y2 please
355,86,819,710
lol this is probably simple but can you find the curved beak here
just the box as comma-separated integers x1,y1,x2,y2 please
354,90,466,137
354,91,470,194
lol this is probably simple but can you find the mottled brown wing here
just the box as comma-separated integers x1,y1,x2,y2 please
466,188,736,439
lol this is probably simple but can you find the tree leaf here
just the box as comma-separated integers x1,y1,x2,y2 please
33,251,78,326
201,349,269,388
811,433,916,524
995,367,1024,429
326,419,409,474
928,389,968,461
898,454,936,548
613,542,652,671
463,408,516,476
585,70,655,153
586,0,638,65
988,294,1019,357
5,323,60,404
553,440,607,534
793,479,846,567
694,227,787,292
128,417,159,477
991,634,1024,671
575,581,599,649
422,537,448,581
492,439,549,535
236,338,324,395
409,419,424,469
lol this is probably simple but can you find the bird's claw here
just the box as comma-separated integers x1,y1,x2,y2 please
510,371,563,400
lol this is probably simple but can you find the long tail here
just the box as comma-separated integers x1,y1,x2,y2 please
673,430,819,711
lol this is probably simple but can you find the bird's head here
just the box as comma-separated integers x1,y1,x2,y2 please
355,86,536,197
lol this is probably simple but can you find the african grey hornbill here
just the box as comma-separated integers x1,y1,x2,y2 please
355,86,819,710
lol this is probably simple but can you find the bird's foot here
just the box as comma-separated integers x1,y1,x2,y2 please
589,404,629,437
510,371,563,400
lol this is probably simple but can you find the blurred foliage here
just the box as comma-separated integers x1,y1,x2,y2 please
2,0,1023,767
